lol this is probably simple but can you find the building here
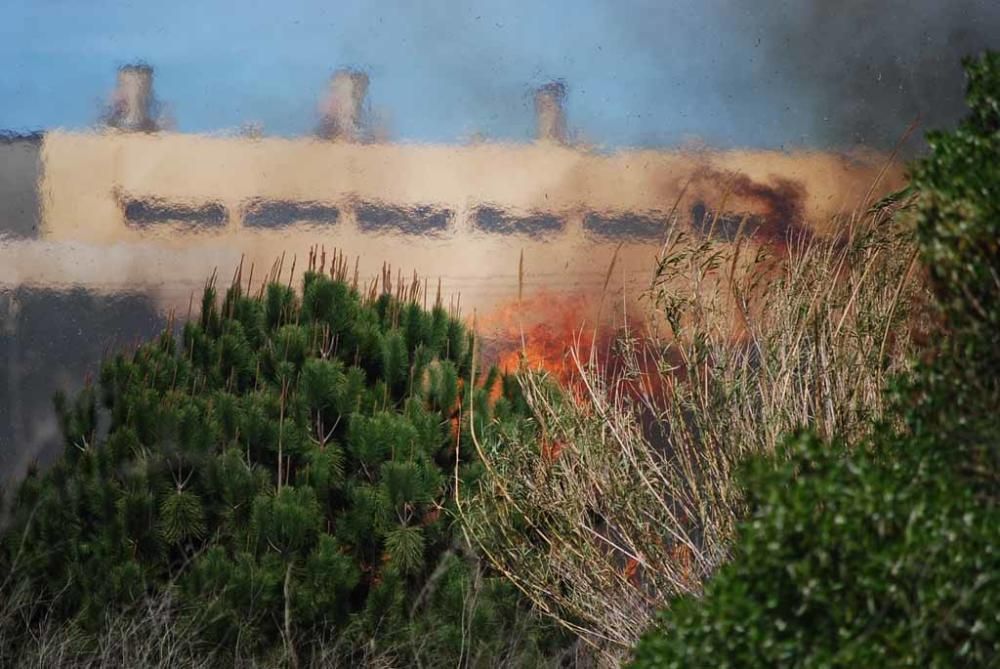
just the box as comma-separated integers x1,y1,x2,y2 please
0,65,899,310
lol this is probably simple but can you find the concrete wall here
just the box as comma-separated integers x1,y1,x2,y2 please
0,130,907,314
0,289,162,483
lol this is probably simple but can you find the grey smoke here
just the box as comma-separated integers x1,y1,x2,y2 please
564,0,1000,151
736,0,1000,151
384,0,1000,150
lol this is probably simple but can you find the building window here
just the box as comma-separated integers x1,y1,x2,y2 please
243,199,340,228
472,205,564,238
690,202,762,240
583,211,669,241
354,201,453,235
122,196,227,228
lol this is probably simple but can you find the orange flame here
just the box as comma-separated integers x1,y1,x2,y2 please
478,291,607,384
476,289,666,409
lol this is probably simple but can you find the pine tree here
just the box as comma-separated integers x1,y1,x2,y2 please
0,263,560,666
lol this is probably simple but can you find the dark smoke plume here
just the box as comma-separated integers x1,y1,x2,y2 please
748,0,1000,151
689,169,808,243
602,0,999,151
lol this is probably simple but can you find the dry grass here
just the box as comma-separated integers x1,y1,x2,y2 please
460,197,931,665
0,583,217,669
0,579,534,669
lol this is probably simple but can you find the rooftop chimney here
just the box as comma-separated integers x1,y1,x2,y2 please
318,69,370,142
107,64,157,132
534,81,567,144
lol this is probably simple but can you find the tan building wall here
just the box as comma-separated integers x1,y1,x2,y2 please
40,130,895,242
1,130,903,311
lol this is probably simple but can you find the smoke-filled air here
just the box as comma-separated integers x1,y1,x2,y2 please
1,1,998,667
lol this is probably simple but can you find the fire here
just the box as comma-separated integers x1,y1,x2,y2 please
476,289,664,407
472,224,818,415
477,291,607,385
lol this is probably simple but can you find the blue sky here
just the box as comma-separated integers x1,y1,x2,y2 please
1,0,998,149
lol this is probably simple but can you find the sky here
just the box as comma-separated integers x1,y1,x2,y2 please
1,0,998,150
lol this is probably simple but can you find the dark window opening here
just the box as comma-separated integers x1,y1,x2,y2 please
122,196,227,228
472,205,564,238
243,199,340,228
0,133,43,239
690,202,762,241
354,201,453,235
584,211,669,241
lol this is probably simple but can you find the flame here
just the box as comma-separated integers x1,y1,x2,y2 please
478,291,606,385
476,289,666,410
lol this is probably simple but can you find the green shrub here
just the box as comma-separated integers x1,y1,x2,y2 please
0,268,558,666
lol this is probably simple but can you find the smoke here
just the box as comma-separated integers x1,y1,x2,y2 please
688,168,808,243
572,0,999,152
742,0,1000,151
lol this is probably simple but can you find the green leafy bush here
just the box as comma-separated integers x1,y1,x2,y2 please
0,267,557,666
632,51,1000,668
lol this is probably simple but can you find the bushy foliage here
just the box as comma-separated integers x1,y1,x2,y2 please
633,51,1000,668
0,269,557,666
